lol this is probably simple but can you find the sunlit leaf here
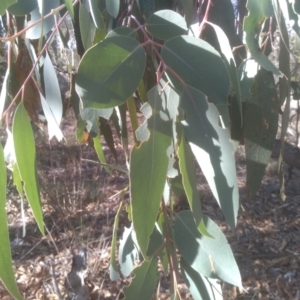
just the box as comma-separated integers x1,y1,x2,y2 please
181,258,223,300
106,27,136,39
76,36,146,109
87,0,104,28
175,211,242,288
244,0,282,76
43,52,63,141
180,86,239,229
244,69,279,196
146,10,187,41
178,136,211,237
0,145,23,300
130,82,173,256
161,35,230,105
123,257,159,300
26,0,60,39
119,226,136,277
12,102,44,235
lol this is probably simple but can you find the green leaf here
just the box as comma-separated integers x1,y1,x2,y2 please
119,226,136,277
93,134,112,175
181,258,223,300
76,36,146,109
179,0,197,27
106,0,119,18
79,2,96,51
238,59,257,102
0,68,9,118
7,0,36,16
123,257,159,300
87,0,104,28
244,0,282,76
180,86,239,229
106,27,137,39
109,201,122,280
161,35,230,105
244,69,279,196
12,102,44,235
207,21,242,120
178,136,211,237
25,0,60,39
42,52,63,141
130,82,173,256
0,145,23,300
146,10,187,41
81,107,113,134
175,211,242,288
63,0,74,20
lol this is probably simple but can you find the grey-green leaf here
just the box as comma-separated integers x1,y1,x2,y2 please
181,258,223,300
12,103,44,235
180,86,239,229
0,145,23,300
244,68,279,196
7,0,36,16
146,9,187,41
25,0,60,39
106,0,119,18
123,257,159,300
175,211,242,288
161,35,230,105
76,36,146,109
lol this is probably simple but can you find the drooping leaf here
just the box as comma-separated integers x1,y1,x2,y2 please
178,135,211,237
130,82,173,256
109,200,122,281
146,223,164,257
0,68,9,118
76,36,146,109
181,258,223,300
7,0,36,15
180,86,239,229
93,134,112,175
174,211,242,288
0,145,23,300
106,0,120,18
12,102,44,235
26,0,60,39
43,52,63,141
123,257,159,300
207,21,242,120
79,2,96,51
146,10,187,41
119,226,136,277
244,0,282,76
100,118,118,162
244,69,279,196
161,35,230,105
63,0,74,20
88,0,104,29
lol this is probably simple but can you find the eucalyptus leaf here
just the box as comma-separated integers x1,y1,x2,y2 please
175,211,242,288
7,0,36,16
12,102,44,235
0,145,23,300
161,35,230,105
76,36,146,109
146,10,187,41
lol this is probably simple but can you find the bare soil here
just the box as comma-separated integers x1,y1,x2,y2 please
0,108,300,300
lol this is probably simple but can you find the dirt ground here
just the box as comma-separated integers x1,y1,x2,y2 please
0,107,300,300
